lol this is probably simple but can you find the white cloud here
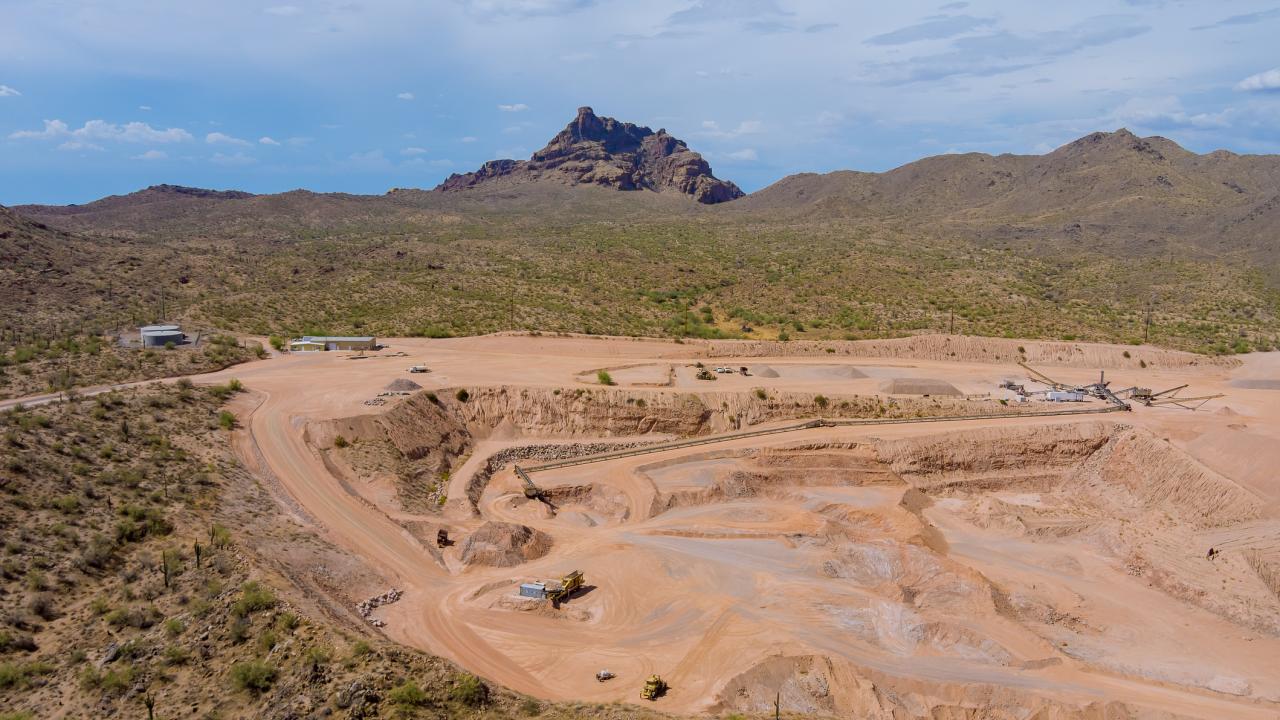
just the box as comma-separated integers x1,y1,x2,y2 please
498,103,528,112
1236,68,1280,92
397,91,415,100
727,148,758,161
132,149,168,160
10,119,69,139
429,158,454,167
10,119,192,143
460,136,478,143
401,146,429,156
206,131,251,146
138,105,152,111
460,1,595,19
211,151,256,166
265,5,302,16
1111,96,1232,130
258,136,281,146
347,149,392,170
0,85,21,97
699,119,763,139
285,136,312,146
58,141,104,152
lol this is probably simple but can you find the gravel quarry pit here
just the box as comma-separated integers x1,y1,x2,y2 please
209,334,1280,718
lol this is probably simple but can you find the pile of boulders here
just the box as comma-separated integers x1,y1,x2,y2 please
357,587,402,627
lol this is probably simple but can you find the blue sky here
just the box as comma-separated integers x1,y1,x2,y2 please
3,0,1280,204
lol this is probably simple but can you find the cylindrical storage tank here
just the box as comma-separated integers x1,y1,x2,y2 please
142,330,185,347
140,324,180,334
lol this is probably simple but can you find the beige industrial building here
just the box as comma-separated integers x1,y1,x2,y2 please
288,336,377,352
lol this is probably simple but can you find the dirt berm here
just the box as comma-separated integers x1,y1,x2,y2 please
459,521,553,568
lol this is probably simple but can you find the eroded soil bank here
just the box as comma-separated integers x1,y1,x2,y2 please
308,381,1279,718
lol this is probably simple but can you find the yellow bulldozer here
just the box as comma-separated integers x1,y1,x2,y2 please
641,674,667,701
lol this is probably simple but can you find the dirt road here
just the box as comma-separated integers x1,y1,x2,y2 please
91,334,1280,716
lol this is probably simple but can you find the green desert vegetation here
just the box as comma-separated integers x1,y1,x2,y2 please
0,378,670,719
0,331,255,399
6,184,1279,358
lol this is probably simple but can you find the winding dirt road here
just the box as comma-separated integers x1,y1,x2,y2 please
162,335,1280,715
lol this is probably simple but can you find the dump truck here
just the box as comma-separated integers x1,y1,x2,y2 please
544,570,583,604
641,675,667,701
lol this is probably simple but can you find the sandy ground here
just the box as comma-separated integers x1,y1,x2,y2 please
65,333,1280,716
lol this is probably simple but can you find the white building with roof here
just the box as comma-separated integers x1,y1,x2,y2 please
288,336,377,352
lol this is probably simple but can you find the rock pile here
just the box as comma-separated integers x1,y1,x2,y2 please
357,587,402,627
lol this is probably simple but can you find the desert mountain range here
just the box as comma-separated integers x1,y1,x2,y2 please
5,108,1280,353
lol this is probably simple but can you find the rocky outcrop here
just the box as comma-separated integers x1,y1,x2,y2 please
436,107,743,204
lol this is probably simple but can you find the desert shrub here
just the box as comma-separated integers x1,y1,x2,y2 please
163,645,191,665
227,617,250,644
0,661,53,689
218,411,236,430
451,673,488,707
104,605,161,629
257,630,278,653
229,661,276,693
814,394,828,408
389,680,429,707
454,388,470,403
754,388,768,400
231,581,276,617
596,370,615,386
333,435,348,449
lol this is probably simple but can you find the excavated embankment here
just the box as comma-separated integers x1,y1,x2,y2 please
703,333,1241,370
875,422,1262,528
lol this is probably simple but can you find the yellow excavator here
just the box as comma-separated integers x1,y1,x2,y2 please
641,675,667,701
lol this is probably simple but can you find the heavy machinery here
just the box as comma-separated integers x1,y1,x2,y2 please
436,529,449,548
544,570,583,604
513,465,544,500
641,675,667,701
1113,384,1223,410
1017,362,1130,410
596,669,615,682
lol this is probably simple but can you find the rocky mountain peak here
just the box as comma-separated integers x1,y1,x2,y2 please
437,107,743,204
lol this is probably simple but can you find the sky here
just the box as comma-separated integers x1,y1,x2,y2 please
2,0,1280,204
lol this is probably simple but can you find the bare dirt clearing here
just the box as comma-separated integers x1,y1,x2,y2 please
177,334,1280,717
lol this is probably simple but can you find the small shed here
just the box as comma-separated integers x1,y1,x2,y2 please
1047,391,1085,403
519,582,547,600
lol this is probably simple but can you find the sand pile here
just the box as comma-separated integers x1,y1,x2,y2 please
752,365,780,378
385,378,423,392
460,521,553,567
879,378,961,396
826,366,866,379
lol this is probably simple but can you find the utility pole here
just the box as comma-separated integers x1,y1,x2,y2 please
1143,298,1153,344
949,309,955,335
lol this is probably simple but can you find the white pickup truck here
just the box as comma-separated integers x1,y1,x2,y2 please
407,365,429,373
